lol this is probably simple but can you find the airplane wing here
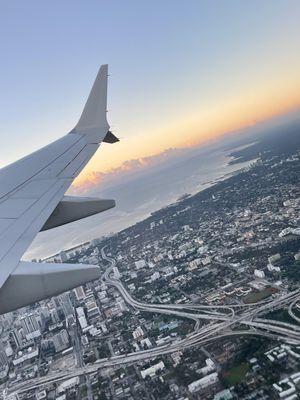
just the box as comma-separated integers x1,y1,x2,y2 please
0,65,118,314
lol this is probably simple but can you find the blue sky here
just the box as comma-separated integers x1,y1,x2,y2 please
1,0,300,178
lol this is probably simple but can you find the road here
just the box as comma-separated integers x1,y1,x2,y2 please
6,247,300,397
101,248,300,343
72,301,93,400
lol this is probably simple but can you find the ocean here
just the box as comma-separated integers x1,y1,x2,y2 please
25,142,253,260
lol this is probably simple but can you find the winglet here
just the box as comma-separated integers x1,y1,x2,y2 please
72,64,110,143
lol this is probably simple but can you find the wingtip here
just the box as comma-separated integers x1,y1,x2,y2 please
98,64,108,77
73,64,110,142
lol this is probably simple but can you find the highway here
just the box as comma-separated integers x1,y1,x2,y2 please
5,247,300,397
101,249,300,343
288,298,300,324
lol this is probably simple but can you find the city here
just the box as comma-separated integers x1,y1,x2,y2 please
0,136,300,400
1,2,300,400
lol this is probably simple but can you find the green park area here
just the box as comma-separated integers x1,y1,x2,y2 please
223,363,250,386
243,287,278,304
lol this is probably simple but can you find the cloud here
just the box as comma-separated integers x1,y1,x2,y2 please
70,147,186,195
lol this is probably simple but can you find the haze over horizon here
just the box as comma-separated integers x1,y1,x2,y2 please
25,107,300,260
26,134,251,260
70,107,300,194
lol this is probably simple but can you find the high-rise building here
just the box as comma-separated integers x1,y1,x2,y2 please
59,251,68,262
10,329,23,349
0,342,8,368
51,296,61,309
52,329,69,353
50,308,61,324
85,295,100,321
74,286,86,301
39,306,50,321
21,314,41,340
59,293,74,316
76,307,88,330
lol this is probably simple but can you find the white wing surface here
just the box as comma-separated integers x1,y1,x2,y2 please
0,65,117,313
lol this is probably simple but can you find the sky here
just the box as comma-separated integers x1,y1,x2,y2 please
1,0,300,190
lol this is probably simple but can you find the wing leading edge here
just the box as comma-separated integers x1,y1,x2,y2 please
0,65,118,313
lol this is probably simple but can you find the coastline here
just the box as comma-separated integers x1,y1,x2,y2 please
33,154,257,261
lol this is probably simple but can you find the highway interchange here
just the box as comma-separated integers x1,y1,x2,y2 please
5,247,300,398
